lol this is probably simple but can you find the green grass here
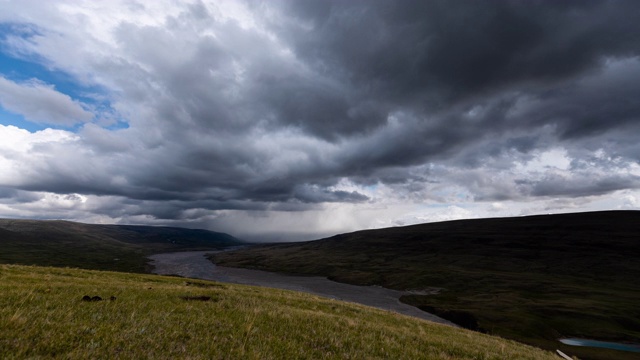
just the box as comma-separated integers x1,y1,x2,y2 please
0,264,558,360
213,211,640,360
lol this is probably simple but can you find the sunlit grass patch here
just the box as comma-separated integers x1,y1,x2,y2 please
0,264,557,359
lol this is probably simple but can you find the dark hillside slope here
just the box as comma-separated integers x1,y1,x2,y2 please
0,219,242,273
215,211,640,360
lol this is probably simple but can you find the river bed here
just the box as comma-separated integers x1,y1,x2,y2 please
148,250,455,326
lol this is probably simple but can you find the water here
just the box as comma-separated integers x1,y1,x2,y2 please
559,338,640,353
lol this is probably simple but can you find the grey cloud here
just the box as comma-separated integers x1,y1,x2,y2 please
0,187,41,203
528,173,640,198
292,185,369,203
0,76,93,126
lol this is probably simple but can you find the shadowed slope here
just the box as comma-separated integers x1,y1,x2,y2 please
0,219,243,273
214,211,640,360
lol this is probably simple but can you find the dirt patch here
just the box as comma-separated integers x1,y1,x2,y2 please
185,281,225,289
81,295,116,301
180,295,216,302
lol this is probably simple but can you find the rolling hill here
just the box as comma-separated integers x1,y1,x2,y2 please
0,264,557,359
0,219,243,273
213,210,640,360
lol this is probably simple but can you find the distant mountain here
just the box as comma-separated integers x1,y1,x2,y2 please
0,219,244,273
214,211,640,360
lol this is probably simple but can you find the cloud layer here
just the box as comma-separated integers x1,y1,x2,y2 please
1,0,639,240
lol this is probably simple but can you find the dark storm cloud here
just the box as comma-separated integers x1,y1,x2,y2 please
232,0,640,188
281,0,640,105
258,0,640,160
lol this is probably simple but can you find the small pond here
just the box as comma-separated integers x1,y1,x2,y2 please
559,338,640,353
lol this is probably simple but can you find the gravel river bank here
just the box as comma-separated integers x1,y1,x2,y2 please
149,250,455,326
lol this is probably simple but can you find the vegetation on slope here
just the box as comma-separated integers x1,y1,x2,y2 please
0,264,557,360
213,211,640,360
0,219,242,273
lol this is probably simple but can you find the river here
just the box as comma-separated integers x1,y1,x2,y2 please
148,250,456,326
559,338,640,353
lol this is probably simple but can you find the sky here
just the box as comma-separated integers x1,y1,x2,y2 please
1,0,640,242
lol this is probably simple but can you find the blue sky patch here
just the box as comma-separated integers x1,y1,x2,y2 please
0,23,124,132
0,107,46,132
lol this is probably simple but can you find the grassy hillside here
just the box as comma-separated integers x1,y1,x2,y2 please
0,219,242,273
214,210,640,360
0,264,557,360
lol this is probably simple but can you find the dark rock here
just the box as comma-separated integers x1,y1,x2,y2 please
91,296,102,301
82,295,92,301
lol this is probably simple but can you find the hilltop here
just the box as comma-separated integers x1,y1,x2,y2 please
0,219,243,273
214,210,640,360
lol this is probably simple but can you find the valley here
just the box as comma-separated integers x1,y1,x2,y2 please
149,250,455,326
2,212,639,359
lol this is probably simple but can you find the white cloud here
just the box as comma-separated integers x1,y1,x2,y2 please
0,125,78,185
517,148,571,173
